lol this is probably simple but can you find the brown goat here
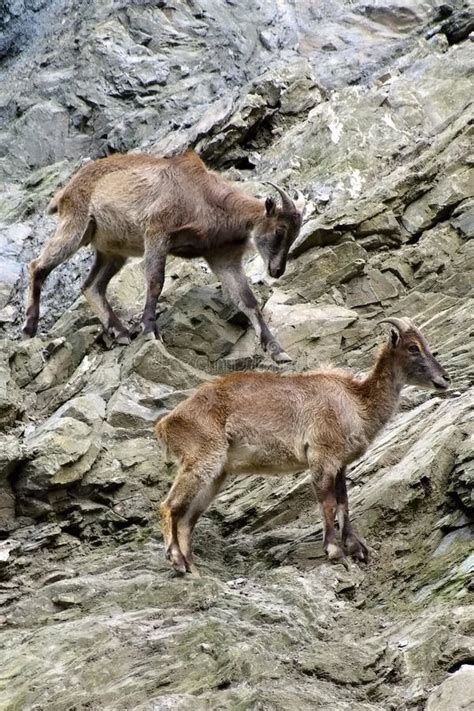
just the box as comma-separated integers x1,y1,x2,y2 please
156,317,450,574
23,151,304,362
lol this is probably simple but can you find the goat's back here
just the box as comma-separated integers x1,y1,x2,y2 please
49,151,211,216
156,369,365,467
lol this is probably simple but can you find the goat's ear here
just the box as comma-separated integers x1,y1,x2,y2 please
389,328,400,348
265,197,277,216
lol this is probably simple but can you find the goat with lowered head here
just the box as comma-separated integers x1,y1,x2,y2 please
23,151,304,362
156,317,450,574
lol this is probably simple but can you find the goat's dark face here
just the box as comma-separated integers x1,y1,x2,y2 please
387,320,450,391
255,196,303,278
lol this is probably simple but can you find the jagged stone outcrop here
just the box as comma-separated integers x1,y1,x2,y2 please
0,1,473,709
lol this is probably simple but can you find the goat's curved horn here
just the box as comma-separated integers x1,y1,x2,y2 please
265,182,295,213
379,317,414,333
293,189,306,214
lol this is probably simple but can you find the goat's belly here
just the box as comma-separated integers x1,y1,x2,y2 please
90,203,145,257
225,442,305,476
92,226,145,258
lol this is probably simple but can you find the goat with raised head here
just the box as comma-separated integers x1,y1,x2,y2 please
156,317,450,574
23,151,305,362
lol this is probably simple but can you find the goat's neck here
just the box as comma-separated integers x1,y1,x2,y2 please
233,193,266,231
217,184,265,231
358,345,405,441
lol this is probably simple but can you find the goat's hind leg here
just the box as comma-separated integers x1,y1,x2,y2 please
335,468,368,562
309,454,346,564
81,251,129,345
23,216,93,337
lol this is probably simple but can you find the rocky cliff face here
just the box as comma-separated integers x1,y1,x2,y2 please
0,1,473,709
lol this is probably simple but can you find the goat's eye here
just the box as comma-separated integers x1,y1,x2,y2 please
408,344,420,354
275,228,285,239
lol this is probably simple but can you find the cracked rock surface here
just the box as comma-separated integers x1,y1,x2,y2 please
0,1,473,709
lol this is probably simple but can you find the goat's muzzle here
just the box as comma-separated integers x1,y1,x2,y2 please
431,374,450,391
269,264,285,279
268,255,287,278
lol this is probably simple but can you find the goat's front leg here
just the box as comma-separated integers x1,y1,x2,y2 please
335,467,368,562
160,458,227,575
142,234,169,339
207,259,291,363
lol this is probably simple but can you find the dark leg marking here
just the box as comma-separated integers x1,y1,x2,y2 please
23,218,94,337
207,257,291,363
310,462,346,563
335,467,368,562
141,236,168,338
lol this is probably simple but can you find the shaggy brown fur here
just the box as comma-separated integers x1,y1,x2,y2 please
23,151,304,360
156,318,450,574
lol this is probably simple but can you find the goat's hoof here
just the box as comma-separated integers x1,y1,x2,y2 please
265,340,292,363
345,535,369,563
327,542,345,561
116,332,131,346
168,544,187,575
171,556,187,576
102,327,131,348
327,544,350,570
142,329,156,341
272,350,292,364
129,322,142,338
140,323,162,342
110,325,131,345
22,323,36,339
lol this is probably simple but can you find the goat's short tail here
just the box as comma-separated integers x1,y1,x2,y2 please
47,192,61,215
155,416,173,461
155,417,166,443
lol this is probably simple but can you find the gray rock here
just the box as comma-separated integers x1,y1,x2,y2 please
160,285,246,364
0,341,23,425
281,241,368,302
263,298,358,364
449,435,474,513
356,210,405,238
14,102,71,168
451,198,474,239
0,539,20,569
0,435,19,535
344,267,402,307
20,417,96,493
0,1,473,709
0,257,21,309
10,338,46,387
0,434,22,477
402,168,474,234
107,386,162,429
122,339,210,389
290,217,342,257
50,394,106,427
297,637,387,685
426,666,474,711
0,434,21,534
